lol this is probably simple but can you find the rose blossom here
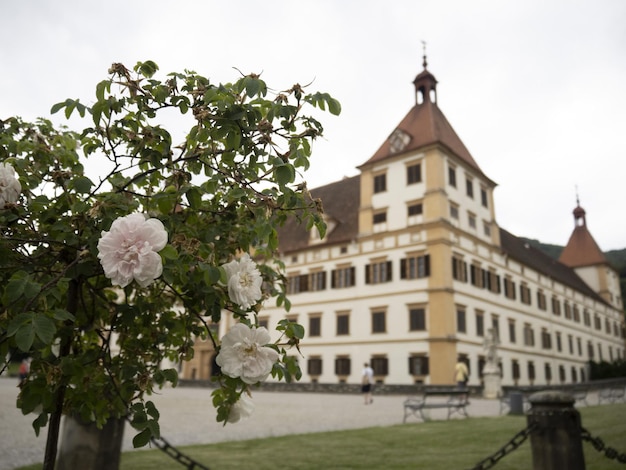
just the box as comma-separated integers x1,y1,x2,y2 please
97,213,168,288
227,393,255,423
221,253,262,310
215,323,279,384
0,162,21,209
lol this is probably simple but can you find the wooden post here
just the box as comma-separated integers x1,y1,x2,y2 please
527,390,585,470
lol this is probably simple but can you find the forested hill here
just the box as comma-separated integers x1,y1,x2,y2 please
520,238,626,310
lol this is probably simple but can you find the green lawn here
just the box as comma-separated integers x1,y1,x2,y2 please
18,403,626,470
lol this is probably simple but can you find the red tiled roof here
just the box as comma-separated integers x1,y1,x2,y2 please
277,175,360,254
558,224,607,268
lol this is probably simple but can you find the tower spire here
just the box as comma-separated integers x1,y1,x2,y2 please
421,40,428,70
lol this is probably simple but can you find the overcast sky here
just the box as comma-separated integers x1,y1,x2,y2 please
1,0,625,251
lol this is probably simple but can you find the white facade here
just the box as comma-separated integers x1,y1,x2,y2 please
253,64,625,388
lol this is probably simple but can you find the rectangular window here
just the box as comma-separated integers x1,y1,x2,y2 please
371,356,389,376
372,311,386,333
573,307,580,323
470,264,484,288
287,272,326,294
450,203,459,220
537,290,547,311
587,341,594,360
545,363,552,383
448,165,457,187
481,187,488,208
523,323,535,346
373,211,387,224
486,270,500,294
581,307,588,325
336,313,350,335
528,362,536,381
408,355,429,376
520,284,531,305
307,357,322,375
466,178,474,198
559,365,566,383
508,320,516,343
512,360,520,380
409,308,426,331
541,328,552,349
476,311,484,337
308,316,321,337
468,212,477,229
308,271,327,292
564,301,572,319
457,308,467,333
594,314,601,331
335,356,351,376
452,256,468,282
407,203,423,216
400,254,431,279
551,297,561,316
504,277,516,300
365,260,392,284
373,173,386,193
483,220,492,237
331,266,356,288
407,163,421,184
577,337,582,356
556,332,562,352
568,335,574,354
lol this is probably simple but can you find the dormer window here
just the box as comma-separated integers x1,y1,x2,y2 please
389,128,411,154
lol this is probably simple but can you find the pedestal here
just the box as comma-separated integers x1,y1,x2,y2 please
482,366,502,399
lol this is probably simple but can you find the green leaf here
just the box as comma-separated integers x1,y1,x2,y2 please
3,277,26,304
33,315,56,345
159,245,178,260
50,102,65,115
32,412,49,437
15,324,35,352
52,309,75,322
185,187,202,209
70,176,94,194
160,368,179,387
274,164,295,186
136,60,159,78
132,428,152,448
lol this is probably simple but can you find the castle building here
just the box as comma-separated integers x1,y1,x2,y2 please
257,57,625,387
182,58,625,387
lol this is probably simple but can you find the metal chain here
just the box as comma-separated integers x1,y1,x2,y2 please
150,435,211,470
580,427,626,464
466,422,537,470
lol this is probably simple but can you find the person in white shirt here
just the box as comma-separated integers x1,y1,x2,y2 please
361,363,374,404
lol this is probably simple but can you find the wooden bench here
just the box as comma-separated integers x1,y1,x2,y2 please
403,389,469,423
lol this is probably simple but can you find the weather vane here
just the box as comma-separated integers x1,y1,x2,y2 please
421,40,428,69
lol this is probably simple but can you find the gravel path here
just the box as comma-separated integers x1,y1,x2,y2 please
1,377,504,470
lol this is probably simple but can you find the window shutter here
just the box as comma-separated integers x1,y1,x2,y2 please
349,267,355,286
386,261,392,281
365,265,370,284
424,255,430,276
400,259,407,279
331,269,337,288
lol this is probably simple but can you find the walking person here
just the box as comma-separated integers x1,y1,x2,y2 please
361,362,374,404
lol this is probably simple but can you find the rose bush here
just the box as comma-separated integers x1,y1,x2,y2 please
0,60,339,467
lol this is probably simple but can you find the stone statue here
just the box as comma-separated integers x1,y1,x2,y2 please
482,328,502,399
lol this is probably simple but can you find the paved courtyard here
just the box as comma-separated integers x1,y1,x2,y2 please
1,377,505,470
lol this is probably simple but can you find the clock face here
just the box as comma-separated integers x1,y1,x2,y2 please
389,128,411,153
